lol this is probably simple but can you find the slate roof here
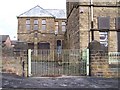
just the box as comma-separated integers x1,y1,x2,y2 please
18,5,66,19
46,9,66,19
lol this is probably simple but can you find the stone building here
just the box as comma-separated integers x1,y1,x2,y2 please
17,5,66,51
66,0,119,52
66,0,119,77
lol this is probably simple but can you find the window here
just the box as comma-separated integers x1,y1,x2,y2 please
26,25,30,30
42,20,46,24
62,26,66,31
116,17,120,30
62,22,66,32
98,17,110,30
34,19,38,24
55,22,59,33
38,43,50,54
57,40,62,54
26,19,30,30
34,19,38,30
42,19,46,30
34,25,38,30
26,19,30,24
38,43,50,49
42,25,46,30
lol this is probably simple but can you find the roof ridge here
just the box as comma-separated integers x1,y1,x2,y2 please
18,5,55,17
45,9,65,10
18,5,40,17
18,5,66,18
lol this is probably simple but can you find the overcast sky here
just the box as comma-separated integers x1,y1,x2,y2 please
0,0,66,40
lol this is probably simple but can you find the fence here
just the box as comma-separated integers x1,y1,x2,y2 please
1,48,119,78
108,52,119,77
29,49,89,77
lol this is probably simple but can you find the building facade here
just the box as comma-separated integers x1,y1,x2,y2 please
65,0,119,77
66,0,119,52
17,5,66,51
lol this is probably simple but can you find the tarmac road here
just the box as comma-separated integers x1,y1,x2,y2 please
1,73,119,90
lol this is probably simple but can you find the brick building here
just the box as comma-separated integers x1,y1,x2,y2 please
17,5,66,51
66,0,119,52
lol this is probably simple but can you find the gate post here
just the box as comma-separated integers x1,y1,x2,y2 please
28,49,32,77
87,49,89,76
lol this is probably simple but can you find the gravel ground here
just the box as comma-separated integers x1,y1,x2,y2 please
1,73,119,90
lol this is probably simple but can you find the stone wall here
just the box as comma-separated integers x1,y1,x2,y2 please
66,1,119,52
2,57,23,76
66,7,80,49
2,50,28,77
90,51,119,78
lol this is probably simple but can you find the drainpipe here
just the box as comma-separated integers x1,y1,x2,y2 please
91,0,93,22
89,0,94,76
91,0,94,41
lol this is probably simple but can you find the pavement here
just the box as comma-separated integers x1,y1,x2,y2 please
1,73,119,90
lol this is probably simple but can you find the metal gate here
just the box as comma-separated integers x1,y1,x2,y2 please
28,49,89,77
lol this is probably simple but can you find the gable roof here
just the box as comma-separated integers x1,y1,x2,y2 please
18,5,66,19
18,5,54,18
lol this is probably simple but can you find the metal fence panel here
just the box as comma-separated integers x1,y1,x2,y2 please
31,49,88,77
